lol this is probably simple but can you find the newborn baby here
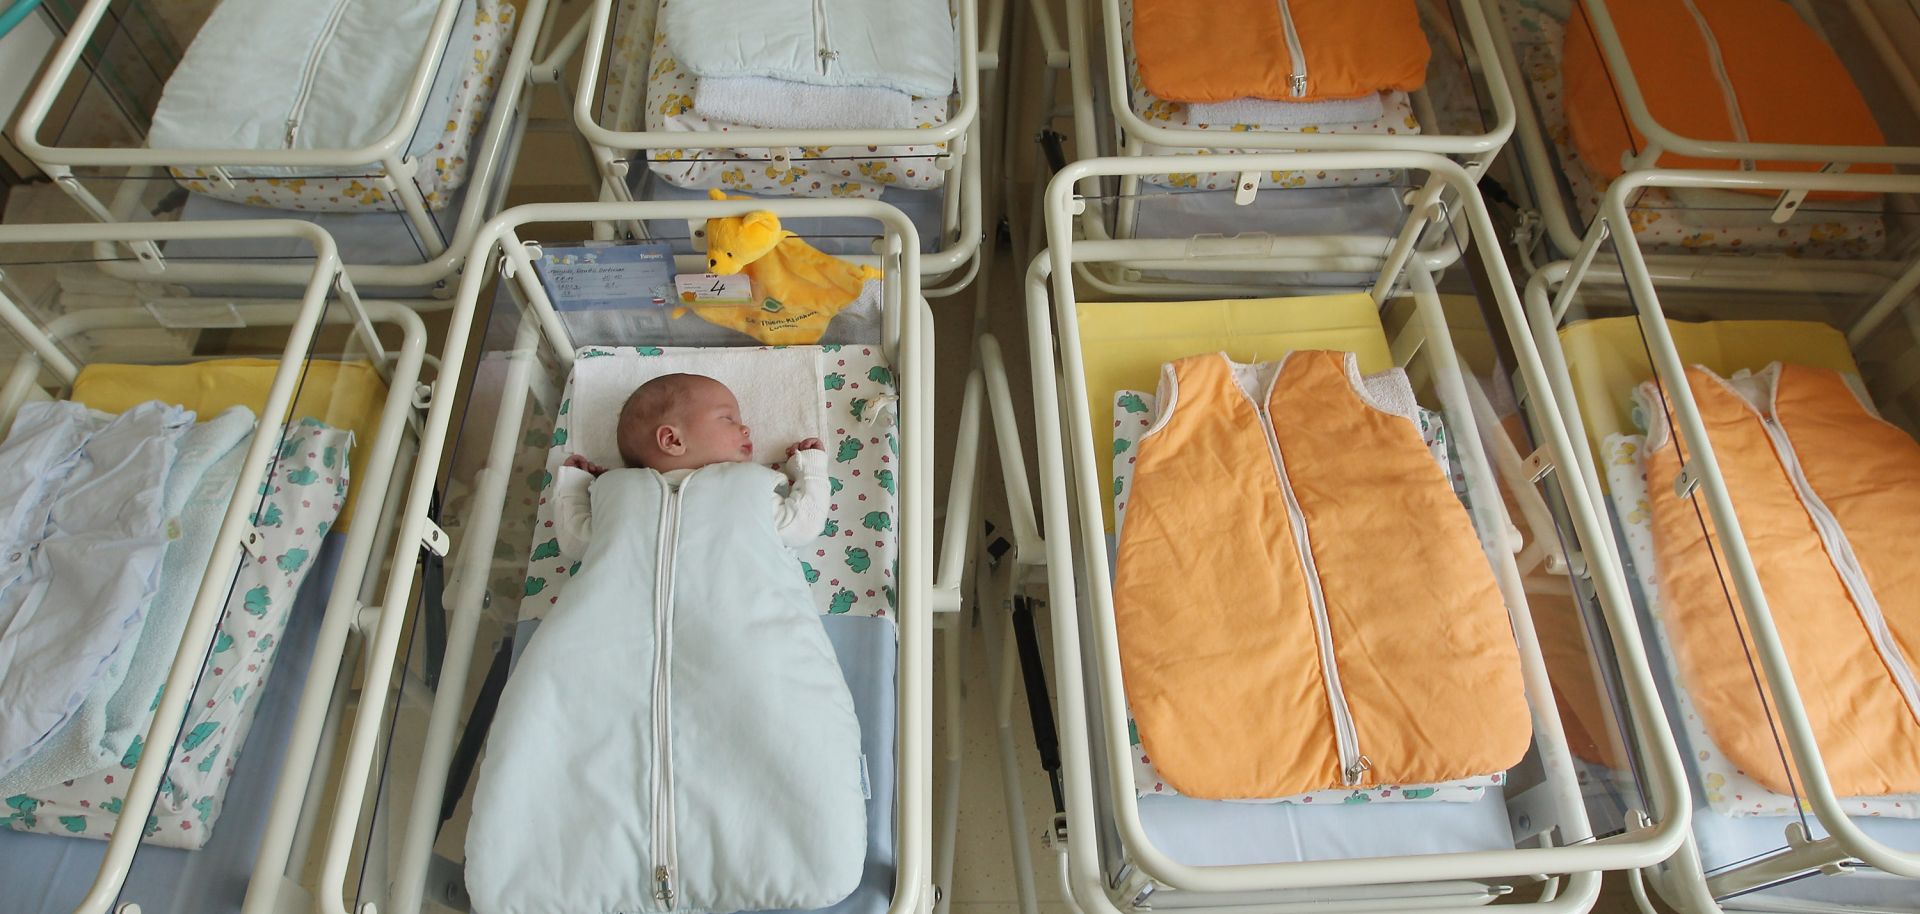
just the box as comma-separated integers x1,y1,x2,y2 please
552,372,828,554
467,371,866,912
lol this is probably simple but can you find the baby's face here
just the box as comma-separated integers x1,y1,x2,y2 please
672,382,754,467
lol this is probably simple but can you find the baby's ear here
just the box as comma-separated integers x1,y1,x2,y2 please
656,424,686,455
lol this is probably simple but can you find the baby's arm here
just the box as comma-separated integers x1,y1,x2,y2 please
553,455,603,555
773,439,830,547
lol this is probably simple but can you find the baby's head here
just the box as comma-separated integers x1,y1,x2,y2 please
616,373,753,472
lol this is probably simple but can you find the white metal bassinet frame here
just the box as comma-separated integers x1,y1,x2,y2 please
569,0,999,286
1490,0,1920,265
1522,167,1920,914
1009,152,1695,914
0,219,430,914
291,197,944,914
1041,0,1519,299
9,0,562,294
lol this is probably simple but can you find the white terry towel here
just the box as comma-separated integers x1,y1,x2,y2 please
663,0,956,98
1185,92,1387,129
562,347,826,471
694,77,917,130
0,406,255,794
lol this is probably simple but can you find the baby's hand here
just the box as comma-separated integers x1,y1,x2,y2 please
786,438,824,458
563,454,609,476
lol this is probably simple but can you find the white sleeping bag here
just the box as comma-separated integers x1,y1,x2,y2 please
466,461,865,914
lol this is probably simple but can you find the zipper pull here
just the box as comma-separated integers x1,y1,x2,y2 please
284,118,300,148
655,865,675,909
1343,755,1373,786
1288,74,1307,98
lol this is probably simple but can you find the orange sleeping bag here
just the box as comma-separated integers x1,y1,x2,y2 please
1132,0,1429,104
1111,352,1531,799
1645,364,1920,797
1562,0,1888,198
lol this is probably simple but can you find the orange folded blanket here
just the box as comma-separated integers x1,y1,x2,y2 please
1132,0,1429,104
1644,364,1920,797
1111,352,1531,799
1562,0,1888,199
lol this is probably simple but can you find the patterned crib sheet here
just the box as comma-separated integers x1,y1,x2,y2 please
1108,390,1505,804
1605,433,1920,818
3,420,351,848
171,0,517,213
1502,0,1887,257
602,0,951,198
1120,0,1413,192
519,344,900,621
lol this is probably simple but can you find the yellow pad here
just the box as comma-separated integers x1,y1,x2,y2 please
1076,293,1392,531
1559,317,1860,479
71,359,390,531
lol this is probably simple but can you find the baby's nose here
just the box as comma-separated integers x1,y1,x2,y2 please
740,424,752,438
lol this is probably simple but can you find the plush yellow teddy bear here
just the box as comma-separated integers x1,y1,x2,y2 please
673,189,883,345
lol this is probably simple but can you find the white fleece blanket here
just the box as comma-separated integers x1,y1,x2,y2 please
467,462,866,913
694,77,916,130
661,0,957,98
1186,92,1387,129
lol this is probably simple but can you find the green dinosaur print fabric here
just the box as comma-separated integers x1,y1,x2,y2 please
3,419,351,848
518,346,899,622
1109,391,1504,806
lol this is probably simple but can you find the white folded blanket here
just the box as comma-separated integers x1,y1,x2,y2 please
0,406,255,794
694,77,916,130
662,0,956,98
1185,92,1387,129
0,401,192,778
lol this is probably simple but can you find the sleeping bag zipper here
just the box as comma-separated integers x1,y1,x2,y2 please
1274,0,1308,98
651,479,683,911
811,0,836,76
285,0,355,147
1753,412,1920,723
1679,0,1754,169
1254,376,1369,786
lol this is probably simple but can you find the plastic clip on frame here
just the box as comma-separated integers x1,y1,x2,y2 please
1020,152,1692,914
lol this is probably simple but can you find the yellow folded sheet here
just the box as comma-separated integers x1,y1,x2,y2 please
72,359,390,530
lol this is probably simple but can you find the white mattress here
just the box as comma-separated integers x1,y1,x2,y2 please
1139,789,1515,867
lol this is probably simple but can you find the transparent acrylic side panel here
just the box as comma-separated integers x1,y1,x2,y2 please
1554,237,1920,910
0,240,415,913
22,0,506,273
1058,196,1604,893
1506,0,1920,260
600,0,960,185
1386,208,1653,862
346,216,900,914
